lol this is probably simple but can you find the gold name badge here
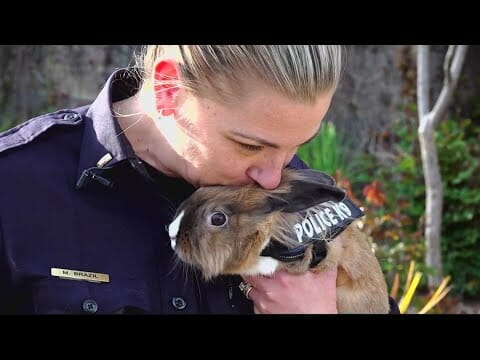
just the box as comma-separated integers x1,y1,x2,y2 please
51,268,110,283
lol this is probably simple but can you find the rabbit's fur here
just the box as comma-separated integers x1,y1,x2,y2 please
168,168,390,313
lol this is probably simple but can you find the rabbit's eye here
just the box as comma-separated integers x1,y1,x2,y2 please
210,212,228,227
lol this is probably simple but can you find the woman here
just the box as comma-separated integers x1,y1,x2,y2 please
0,45,398,314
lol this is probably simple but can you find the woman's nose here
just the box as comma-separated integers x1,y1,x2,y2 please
246,164,283,190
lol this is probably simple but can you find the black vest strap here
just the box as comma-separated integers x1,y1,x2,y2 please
260,197,364,268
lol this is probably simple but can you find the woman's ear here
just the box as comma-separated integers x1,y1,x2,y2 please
153,60,180,117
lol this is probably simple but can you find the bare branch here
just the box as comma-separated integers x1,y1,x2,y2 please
443,45,456,85
416,45,469,288
417,45,430,120
430,45,469,128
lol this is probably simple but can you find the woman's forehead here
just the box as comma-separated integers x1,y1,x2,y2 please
227,91,331,137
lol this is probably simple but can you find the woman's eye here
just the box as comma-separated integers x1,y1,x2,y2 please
239,142,263,151
210,212,228,226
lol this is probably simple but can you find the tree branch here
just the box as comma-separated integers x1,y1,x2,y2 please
443,45,456,85
430,45,469,128
417,45,430,121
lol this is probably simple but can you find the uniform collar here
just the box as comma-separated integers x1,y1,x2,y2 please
76,69,143,184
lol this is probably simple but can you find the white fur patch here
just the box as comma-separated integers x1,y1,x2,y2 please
243,256,279,276
168,210,184,249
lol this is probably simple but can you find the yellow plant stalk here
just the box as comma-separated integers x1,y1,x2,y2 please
391,260,452,314
418,276,452,314
428,276,451,304
399,271,422,314
418,286,452,314
404,260,416,291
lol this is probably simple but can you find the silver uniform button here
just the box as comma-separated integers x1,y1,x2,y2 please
172,297,187,310
63,113,79,121
82,299,98,314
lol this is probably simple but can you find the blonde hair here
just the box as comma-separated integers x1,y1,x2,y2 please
139,45,343,104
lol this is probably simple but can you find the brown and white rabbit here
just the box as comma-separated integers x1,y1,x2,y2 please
168,168,390,313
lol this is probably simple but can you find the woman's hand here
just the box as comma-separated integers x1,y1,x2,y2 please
241,267,338,314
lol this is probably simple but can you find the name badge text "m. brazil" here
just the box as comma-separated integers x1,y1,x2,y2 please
51,268,110,283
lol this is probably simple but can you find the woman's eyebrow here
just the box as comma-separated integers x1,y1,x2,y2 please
230,131,279,149
231,127,321,149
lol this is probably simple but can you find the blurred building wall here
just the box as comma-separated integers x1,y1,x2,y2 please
1,45,478,150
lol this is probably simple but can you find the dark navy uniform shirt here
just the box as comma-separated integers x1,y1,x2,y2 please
0,69,399,314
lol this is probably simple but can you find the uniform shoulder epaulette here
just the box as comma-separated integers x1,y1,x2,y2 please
0,109,83,154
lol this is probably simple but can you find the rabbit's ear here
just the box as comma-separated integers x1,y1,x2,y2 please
255,196,289,214
294,168,337,186
266,170,346,213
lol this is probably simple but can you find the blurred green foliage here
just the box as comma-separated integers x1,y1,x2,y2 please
298,111,480,299
438,119,480,297
297,121,353,178
0,115,16,133
360,116,480,297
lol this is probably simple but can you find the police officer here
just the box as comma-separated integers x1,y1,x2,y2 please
0,45,399,314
